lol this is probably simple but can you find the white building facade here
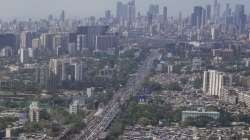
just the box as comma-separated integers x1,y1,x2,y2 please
29,102,40,122
203,70,224,97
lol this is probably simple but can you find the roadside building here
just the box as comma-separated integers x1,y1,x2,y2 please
182,110,220,122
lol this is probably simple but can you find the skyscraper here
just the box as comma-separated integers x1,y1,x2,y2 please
73,63,83,81
224,3,233,25
60,10,65,22
234,4,247,33
148,4,159,17
116,1,122,19
163,6,168,24
191,6,203,28
147,12,153,27
206,5,211,22
213,0,220,23
76,34,87,51
128,0,136,28
52,34,69,53
225,3,231,17
77,26,109,50
20,31,35,48
201,8,206,27
49,58,63,86
20,48,29,63
116,1,127,20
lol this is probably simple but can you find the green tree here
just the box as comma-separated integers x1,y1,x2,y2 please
219,110,233,126
165,82,182,91
23,122,43,133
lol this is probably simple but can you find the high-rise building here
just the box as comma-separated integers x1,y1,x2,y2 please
40,33,54,49
224,3,233,25
116,1,129,27
206,5,212,23
60,10,65,22
76,34,87,51
206,5,211,20
52,34,69,51
5,128,11,138
116,1,123,19
147,12,153,33
77,26,109,50
87,87,94,97
203,70,224,97
35,65,49,89
20,48,29,63
95,35,118,52
53,35,62,50
49,58,85,83
73,63,83,81
148,4,159,17
163,6,168,24
32,38,41,49
234,4,247,33
61,61,75,81
225,3,231,17
0,47,13,57
49,58,63,84
69,100,78,114
213,0,220,23
29,102,40,122
191,6,203,28
116,1,128,20
167,65,173,74
49,59,60,76
211,27,216,40
20,31,35,48
128,0,136,28
178,12,183,23
201,8,206,27
68,43,77,55
28,48,34,58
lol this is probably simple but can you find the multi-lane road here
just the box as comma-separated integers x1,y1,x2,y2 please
65,49,160,140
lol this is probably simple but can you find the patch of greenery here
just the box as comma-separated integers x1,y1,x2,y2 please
0,117,18,129
164,82,182,91
50,107,85,125
192,78,202,89
0,100,30,108
23,122,43,133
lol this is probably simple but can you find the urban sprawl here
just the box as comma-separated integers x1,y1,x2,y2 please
0,0,250,140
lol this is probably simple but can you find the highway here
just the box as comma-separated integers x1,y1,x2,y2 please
70,49,160,140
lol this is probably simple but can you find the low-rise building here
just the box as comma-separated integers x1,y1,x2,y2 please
182,110,220,122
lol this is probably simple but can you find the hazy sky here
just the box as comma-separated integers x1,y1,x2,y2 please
0,0,249,20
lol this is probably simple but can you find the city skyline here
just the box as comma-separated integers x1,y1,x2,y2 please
1,0,250,139
0,0,249,20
